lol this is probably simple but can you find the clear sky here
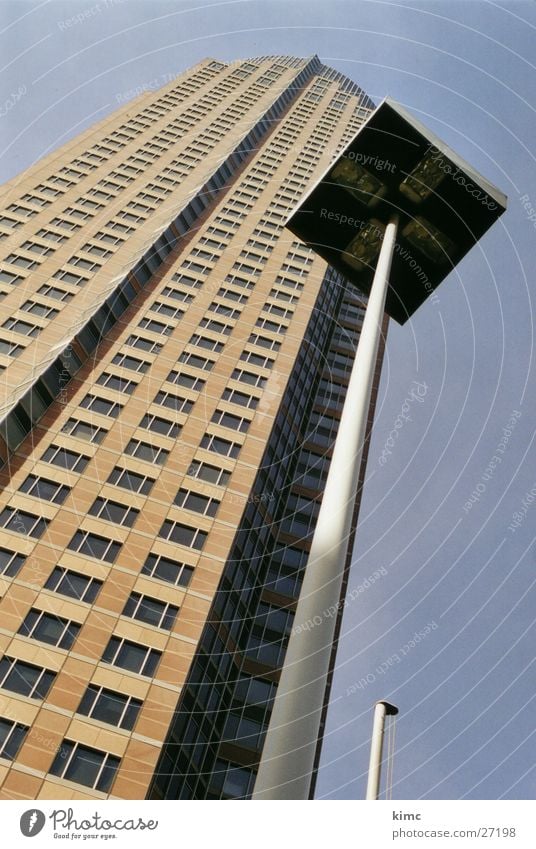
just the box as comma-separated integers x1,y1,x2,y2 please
1,0,535,801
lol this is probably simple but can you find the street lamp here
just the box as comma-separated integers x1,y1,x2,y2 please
252,98,507,800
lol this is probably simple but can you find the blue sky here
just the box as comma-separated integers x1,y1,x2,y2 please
1,0,535,800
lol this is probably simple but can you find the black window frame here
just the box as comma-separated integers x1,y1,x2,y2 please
45,566,102,603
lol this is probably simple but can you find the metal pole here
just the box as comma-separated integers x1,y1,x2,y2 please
253,214,399,800
366,700,399,800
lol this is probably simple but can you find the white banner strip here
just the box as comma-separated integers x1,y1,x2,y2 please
2,800,535,848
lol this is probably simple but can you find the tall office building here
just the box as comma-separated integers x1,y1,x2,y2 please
0,55,387,801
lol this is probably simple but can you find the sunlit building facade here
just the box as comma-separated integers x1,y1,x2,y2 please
0,55,386,800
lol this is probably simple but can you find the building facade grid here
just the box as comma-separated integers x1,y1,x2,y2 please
0,54,385,801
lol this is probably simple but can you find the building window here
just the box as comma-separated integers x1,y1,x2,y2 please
68,530,121,563
86,190,114,204
68,256,101,272
117,210,144,225
139,413,181,438
80,243,113,259
138,317,175,336
80,394,123,418
19,474,70,504
180,260,211,276
230,261,262,277
77,685,142,731
200,434,241,459
53,269,89,286
88,497,139,528
43,177,72,191
246,602,293,666
0,718,28,761
105,220,134,234
0,508,49,538
111,353,150,373
125,439,169,465
106,467,155,495
49,741,120,793
223,712,265,750
188,334,224,353
18,609,80,650
0,215,21,229
216,287,248,303
7,204,40,220
149,301,185,320
177,352,215,371
20,187,59,206
187,460,231,487
102,636,161,677
170,272,203,289
268,287,299,304
211,409,250,433
122,592,179,630
0,339,24,358
295,449,328,489
126,335,163,354
5,254,39,270
282,493,319,537
0,270,25,286
222,388,258,409
0,548,25,578
174,488,219,517
41,445,90,472
161,286,194,304
60,418,108,444
153,391,193,414
199,317,232,336
50,217,81,232
239,350,274,369
231,368,267,388
207,302,241,320
255,317,287,334
212,759,255,799
141,553,193,587
62,207,93,221
45,566,102,603
96,372,137,395
235,674,275,707
225,274,255,289
21,300,60,319
0,656,56,699
165,371,205,391
158,520,208,550
35,229,67,244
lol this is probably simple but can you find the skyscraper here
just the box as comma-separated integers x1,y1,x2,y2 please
0,55,386,801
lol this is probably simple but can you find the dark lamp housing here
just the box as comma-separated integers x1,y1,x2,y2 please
286,98,507,324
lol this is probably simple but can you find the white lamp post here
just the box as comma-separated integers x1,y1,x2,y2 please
253,99,507,800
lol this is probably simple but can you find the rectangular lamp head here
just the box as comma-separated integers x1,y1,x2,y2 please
286,98,508,324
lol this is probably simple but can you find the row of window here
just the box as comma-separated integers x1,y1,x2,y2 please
0,628,162,699
0,716,127,794
0,543,194,604
0,497,211,558
0,64,274,306
15,585,180,654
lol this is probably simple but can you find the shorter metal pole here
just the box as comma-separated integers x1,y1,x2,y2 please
366,700,399,800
